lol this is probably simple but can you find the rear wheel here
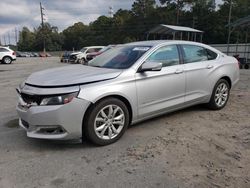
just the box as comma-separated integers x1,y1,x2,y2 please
207,79,230,110
2,56,12,64
84,98,129,146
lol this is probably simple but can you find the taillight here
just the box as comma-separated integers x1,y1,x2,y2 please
13,51,16,56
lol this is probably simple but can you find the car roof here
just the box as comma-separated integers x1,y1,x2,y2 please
127,40,206,47
125,40,223,54
0,46,8,49
84,46,105,49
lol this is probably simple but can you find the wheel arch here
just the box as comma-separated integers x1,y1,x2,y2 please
219,76,232,89
3,55,13,60
82,94,133,134
1,56,13,64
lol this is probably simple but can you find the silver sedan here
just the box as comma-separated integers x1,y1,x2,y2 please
16,40,239,145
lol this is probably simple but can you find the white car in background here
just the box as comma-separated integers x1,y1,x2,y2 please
69,46,104,64
0,46,16,64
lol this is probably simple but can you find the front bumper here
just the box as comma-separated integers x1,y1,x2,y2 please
16,97,91,140
69,55,79,63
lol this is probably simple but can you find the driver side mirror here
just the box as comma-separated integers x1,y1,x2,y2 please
138,61,162,72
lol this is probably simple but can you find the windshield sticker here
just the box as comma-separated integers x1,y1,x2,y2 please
133,47,150,51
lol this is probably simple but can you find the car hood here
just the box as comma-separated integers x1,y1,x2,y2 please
25,65,122,87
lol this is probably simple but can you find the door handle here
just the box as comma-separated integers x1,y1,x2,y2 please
175,69,183,74
207,65,214,69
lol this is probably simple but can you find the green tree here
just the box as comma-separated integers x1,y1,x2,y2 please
18,27,35,51
131,0,156,18
89,16,113,45
34,23,63,51
62,22,90,50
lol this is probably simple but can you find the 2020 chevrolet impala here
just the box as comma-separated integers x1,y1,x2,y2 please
16,40,239,145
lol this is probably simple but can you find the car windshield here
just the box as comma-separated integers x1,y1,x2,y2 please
88,45,151,69
80,47,87,52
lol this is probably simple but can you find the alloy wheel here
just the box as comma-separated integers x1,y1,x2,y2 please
94,104,125,140
214,82,229,107
4,57,12,64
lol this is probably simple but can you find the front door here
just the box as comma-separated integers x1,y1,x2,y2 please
135,45,185,119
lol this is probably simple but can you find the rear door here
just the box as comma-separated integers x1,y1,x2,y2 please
180,44,218,104
135,44,185,119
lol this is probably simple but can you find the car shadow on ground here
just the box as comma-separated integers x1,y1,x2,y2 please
128,104,210,129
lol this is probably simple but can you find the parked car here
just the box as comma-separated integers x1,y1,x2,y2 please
24,52,31,57
69,46,104,64
0,46,16,64
39,52,52,57
234,55,250,69
16,40,239,145
16,51,26,57
60,51,72,63
86,45,116,62
32,52,39,57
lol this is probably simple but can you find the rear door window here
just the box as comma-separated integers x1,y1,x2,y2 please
182,45,208,63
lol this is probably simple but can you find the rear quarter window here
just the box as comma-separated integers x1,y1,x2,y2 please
206,49,218,60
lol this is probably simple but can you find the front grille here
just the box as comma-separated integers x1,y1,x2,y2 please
69,55,77,60
20,93,42,105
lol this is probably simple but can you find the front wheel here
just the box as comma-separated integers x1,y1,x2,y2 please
207,79,230,110
84,98,129,145
2,56,12,64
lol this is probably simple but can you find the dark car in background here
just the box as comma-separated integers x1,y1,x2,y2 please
16,51,40,57
60,51,72,63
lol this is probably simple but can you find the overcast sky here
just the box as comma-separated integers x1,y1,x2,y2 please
0,0,223,45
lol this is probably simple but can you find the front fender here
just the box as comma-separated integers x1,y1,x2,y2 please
78,78,138,121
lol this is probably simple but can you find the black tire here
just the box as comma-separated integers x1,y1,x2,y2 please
2,56,12,64
83,98,129,146
207,79,230,110
244,64,249,69
77,58,85,64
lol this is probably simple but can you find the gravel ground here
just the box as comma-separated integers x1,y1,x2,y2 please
0,57,250,188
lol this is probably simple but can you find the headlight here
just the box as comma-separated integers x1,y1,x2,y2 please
40,92,78,106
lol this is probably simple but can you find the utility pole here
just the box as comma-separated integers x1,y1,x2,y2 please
226,0,233,55
176,0,180,25
15,27,18,48
4,35,6,46
192,16,198,28
40,2,46,53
